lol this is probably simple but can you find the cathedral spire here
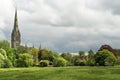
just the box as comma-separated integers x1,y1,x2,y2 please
11,9,21,48
14,8,18,30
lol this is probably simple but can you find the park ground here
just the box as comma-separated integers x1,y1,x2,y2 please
0,66,120,80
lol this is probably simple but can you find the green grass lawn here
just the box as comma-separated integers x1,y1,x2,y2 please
0,66,120,80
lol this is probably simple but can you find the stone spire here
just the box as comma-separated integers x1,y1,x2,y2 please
11,9,21,48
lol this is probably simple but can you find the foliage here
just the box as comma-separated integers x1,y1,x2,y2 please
0,48,7,59
116,56,120,65
6,48,16,66
38,49,54,61
0,40,10,52
29,48,39,65
39,60,49,67
16,53,33,67
61,52,72,62
0,59,4,68
17,45,28,54
53,57,67,67
38,49,60,64
3,59,13,68
0,53,5,60
87,49,95,66
79,51,85,57
88,49,94,59
95,49,117,66
86,59,95,66
74,58,86,66
115,49,120,56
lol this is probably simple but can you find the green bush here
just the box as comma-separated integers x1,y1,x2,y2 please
74,59,81,66
95,49,117,66
53,57,67,67
86,59,95,66
3,59,13,68
74,59,86,66
0,59,4,68
0,53,5,60
40,60,49,67
0,48,7,59
16,53,33,67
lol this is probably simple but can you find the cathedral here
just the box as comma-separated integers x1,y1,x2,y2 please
11,9,21,48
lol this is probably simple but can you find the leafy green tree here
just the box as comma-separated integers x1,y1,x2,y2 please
86,49,95,66
29,47,39,65
116,56,120,65
17,45,28,54
3,59,13,68
88,50,94,59
61,52,72,61
95,49,117,66
74,58,86,66
61,52,73,66
0,40,10,52
115,49,120,56
16,53,33,67
0,48,7,59
38,49,57,62
53,57,67,67
79,51,85,57
6,48,16,66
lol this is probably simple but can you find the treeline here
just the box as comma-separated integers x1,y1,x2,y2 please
0,40,119,68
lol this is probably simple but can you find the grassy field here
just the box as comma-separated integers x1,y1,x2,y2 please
0,66,120,80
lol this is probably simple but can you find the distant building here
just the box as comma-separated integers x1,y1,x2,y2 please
11,9,21,48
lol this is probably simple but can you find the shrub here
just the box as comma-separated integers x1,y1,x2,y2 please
95,49,117,66
0,48,7,59
116,56,120,65
53,57,67,67
0,53,5,60
40,60,49,67
3,59,13,68
86,59,95,66
104,56,117,66
0,59,4,68
16,53,33,67
74,59,81,66
74,59,86,66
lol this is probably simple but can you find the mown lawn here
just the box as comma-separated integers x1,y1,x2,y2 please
0,66,120,80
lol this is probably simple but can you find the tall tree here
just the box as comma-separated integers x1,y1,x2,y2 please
79,51,85,57
88,49,94,59
0,40,10,52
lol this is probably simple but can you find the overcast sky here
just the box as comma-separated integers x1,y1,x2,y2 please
0,0,120,53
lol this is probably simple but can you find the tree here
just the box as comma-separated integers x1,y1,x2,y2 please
86,49,95,66
6,48,16,66
88,49,94,59
28,48,39,65
53,57,67,67
79,51,85,57
0,48,7,59
17,45,28,54
115,49,120,56
61,52,73,66
0,40,10,52
95,49,117,66
38,49,55,62
16,53,33,67
61,52,72,61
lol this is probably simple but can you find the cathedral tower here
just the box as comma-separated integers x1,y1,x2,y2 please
11,9,21,48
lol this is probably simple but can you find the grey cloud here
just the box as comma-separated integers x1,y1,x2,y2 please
1,0,120,53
